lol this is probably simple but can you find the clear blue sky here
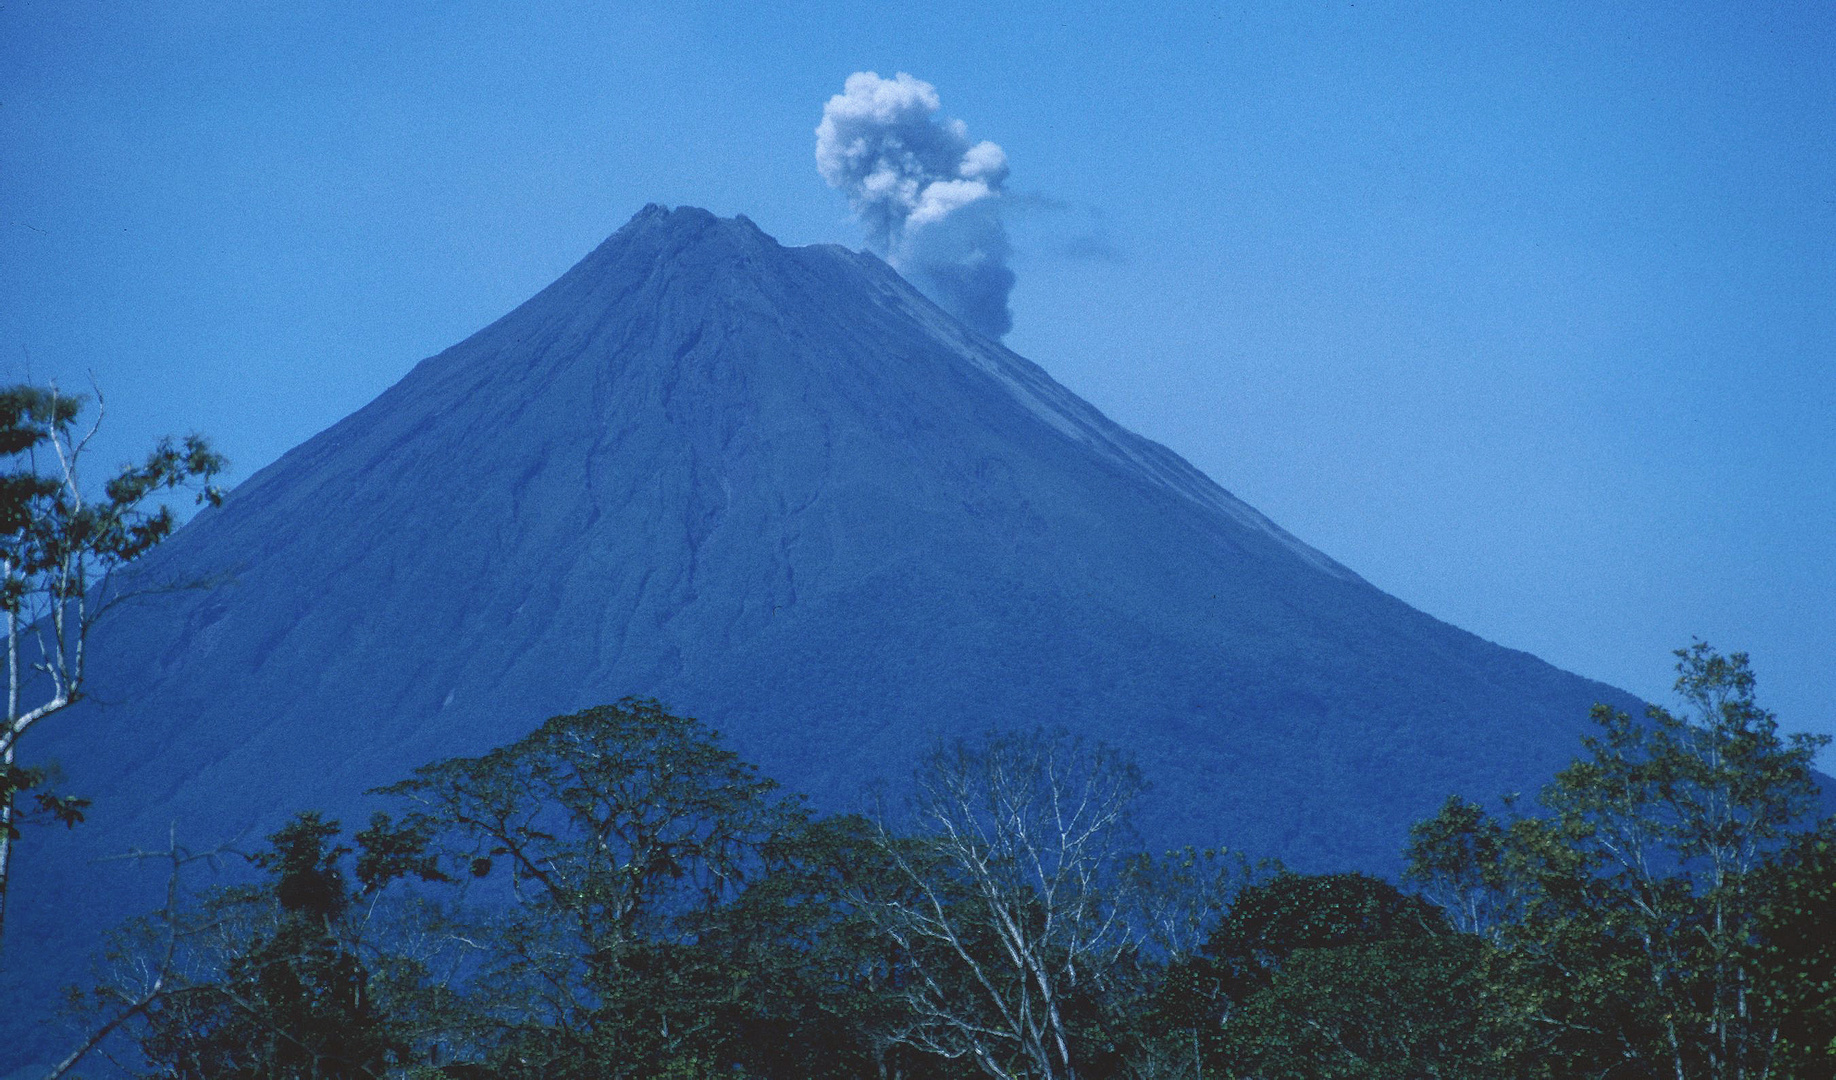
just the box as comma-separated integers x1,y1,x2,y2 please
3,1,1831,765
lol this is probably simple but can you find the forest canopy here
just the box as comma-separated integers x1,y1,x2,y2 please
56,645,1836,1080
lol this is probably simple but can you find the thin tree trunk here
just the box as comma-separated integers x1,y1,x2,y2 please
0,569,17,944
0,740,13,944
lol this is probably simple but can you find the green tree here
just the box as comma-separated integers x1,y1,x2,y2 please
84,811,450,1079
376,698,806,1079
1405,643,1831,1079
1157,870,1504,1078
1200,871,1448,999
1220,934,1504,1080
1750,820,1836,1078
1124,846,1254,1080
0,381,225,941
685,812,960,1080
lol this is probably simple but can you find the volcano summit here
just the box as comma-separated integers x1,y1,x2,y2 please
9,207,1636,1042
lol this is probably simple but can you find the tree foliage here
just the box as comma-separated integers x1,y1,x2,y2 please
1406,642,1832,1079
1750,821,1836,1078
1147,871,1504,1078
73,645,1832,1080
375,698,811,1078
80,812,450,1080
0,381,225,942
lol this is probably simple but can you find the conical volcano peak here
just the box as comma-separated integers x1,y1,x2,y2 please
609,203,779,256
543,205,929,342
415,205,820,387
304,203,1359,593
573,204,795,289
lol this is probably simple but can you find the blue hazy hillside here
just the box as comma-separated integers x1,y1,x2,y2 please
8,207,1644,1052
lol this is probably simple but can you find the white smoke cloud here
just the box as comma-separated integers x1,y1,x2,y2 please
817,71,1016,338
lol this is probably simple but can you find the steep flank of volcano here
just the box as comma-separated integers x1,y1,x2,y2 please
7,208,1641,1061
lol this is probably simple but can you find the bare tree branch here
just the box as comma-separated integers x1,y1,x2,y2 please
858,730,1146,1080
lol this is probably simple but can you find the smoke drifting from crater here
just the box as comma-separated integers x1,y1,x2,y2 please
817,72,1015,338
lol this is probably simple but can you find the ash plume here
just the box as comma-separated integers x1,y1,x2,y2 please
817,71,1015,338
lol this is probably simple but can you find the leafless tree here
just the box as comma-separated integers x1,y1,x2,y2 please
860,730,1146,1080
44,829,240,1080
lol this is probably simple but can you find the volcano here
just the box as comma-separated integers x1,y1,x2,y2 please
8,207,1640,1055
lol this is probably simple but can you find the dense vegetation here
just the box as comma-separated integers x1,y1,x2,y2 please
57,646,1834,1079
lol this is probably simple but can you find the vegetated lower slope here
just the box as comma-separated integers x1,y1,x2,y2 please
7,207,1638,1057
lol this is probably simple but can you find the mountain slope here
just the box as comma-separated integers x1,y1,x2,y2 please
8,207,1639,1055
